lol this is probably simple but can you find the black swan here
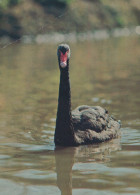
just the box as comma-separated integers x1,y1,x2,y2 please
54,44,121,146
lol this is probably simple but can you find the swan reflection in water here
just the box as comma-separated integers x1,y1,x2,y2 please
0,138,120,195
55,138,121,195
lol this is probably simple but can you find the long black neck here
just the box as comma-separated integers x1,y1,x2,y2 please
55,60,76,146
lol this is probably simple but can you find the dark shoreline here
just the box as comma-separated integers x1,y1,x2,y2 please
0,26,140,49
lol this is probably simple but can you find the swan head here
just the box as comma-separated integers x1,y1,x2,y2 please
57,44,70,69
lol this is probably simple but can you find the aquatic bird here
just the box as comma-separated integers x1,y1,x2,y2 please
54,44,121,146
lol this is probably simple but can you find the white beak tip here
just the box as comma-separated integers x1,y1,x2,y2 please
60,61,67,68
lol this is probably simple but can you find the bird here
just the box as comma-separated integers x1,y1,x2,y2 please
54,43,121,146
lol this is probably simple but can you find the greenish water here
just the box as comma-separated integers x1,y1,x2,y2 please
0,37,140,195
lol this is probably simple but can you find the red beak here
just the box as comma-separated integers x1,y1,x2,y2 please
59,51,68,68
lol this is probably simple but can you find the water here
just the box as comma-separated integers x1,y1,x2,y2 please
0,37,140,195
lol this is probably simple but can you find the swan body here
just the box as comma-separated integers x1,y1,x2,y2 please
72,105,120,144
54,44,121,146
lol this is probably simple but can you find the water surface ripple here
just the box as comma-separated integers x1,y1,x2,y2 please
0,37,140,195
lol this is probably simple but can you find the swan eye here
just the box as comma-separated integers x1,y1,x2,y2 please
66,49,70,54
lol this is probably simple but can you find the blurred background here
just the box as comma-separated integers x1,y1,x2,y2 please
0,0,140,41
